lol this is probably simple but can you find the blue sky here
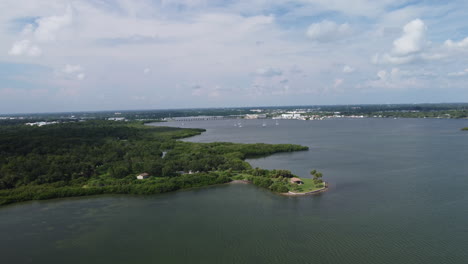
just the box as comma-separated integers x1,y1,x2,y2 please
1,0,468,113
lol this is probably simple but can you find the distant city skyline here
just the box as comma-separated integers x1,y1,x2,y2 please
2,0,468,113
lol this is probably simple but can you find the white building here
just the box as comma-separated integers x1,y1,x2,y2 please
245,114,267,119
136,173,150,180
280,113,302,119
25,121,58,127
108,117,126,121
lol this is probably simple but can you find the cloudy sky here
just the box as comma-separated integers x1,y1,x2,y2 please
1,0,468,113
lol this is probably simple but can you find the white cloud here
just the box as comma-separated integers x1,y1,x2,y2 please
61,64,85,80
377,70,388,80
2,0,468,111
343,65,355,73
444,37,468,49
374,19,429,64
392,19,426,56
8,40,42,56
62,64,83,74
7,6,72,57
360,67,427,90
33,6,73,42
306,20,352,42
374,53,415,64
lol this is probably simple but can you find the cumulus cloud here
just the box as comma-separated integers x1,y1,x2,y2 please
360,67,427,89
392,19,426,55
377,70,388,80
306,20,352,42
377,68,416,81
33,6,73,42
8,40,42,56
61,64,85,80
444,37,468,49
3,0,468,111
374,19,429,64
7,6,72,58
343,65,355,73
62,64,83,74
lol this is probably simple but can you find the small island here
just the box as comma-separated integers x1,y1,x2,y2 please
230,169,327,196
0,121,325,206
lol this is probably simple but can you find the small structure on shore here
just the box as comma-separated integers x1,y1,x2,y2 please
290,177,304,185
136,173,150,180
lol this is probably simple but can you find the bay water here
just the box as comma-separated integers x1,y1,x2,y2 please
1,118,468,263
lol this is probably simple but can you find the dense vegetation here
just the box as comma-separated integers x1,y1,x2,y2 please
0,121,311,205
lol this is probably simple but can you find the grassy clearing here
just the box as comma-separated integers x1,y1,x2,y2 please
289,178,325,193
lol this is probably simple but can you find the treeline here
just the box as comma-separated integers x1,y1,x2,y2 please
0,121,309,205
240,168,296,193
0,172,230,205
0,121,205,189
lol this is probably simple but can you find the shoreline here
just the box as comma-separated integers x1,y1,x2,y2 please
282,182,328,196
229,179,328,196
229,180,252,184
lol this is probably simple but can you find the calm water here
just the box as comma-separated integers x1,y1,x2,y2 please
2,118,468,263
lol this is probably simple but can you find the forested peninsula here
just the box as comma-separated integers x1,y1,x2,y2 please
0,121,323,206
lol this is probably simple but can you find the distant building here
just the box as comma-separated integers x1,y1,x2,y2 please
290,177,304,185
245,114,267,119
108,117,126,121
281,113,302,119
136,173,150,180
25,121,58,127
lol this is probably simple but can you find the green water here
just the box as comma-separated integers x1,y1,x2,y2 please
2,118,468,263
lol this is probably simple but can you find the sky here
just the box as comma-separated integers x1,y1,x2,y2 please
1,0,468,113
